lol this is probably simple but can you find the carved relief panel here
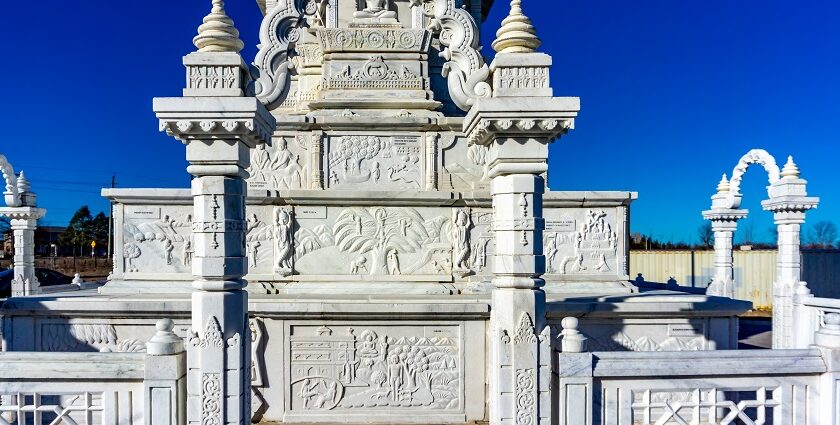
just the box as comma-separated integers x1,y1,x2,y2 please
293,206,452,277
121,205,194,275
247,135,310,192
286,322,463,418
326,134,424,190
440,136,489,190
543,208,625,279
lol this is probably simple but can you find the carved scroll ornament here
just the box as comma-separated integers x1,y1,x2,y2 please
250,0,307,110
419,0,492,111
0,154,20,207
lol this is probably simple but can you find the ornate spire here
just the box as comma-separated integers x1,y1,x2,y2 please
781,156,801,179
716,173,730,193
492,0,541,54
193,0,245,53
16,171,30,193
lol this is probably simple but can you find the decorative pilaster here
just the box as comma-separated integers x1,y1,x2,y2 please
0,169,46,297
425,132,439,191
465,22,578,420
153,2,276,424
761,156,819,349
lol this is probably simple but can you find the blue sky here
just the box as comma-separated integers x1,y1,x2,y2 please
1,0,838,244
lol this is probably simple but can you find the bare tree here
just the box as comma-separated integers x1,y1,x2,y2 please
808,221,838,248
697,222,713,248
740,220,756,245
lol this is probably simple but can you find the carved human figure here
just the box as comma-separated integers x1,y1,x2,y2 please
387,354,404,401
275,208,293,275
386,249,401,275
453,209,471,275
163,238,174,265
250,143,271,183
271,138,303,190
298,378,318,408
353,0,397,19
545,233,559,273
247,214,262,268
371,161,380,182
350,256,368,274
182,236,193,266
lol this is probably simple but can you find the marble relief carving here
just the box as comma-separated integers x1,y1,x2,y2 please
247,137,307,191
274,206,295,276
294,207,451,276
327,135,422,190
545,209,618,275
325,56,423,91
289,324,461,412
123,207,193,273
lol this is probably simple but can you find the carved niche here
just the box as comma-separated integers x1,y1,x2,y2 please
288,323,462,414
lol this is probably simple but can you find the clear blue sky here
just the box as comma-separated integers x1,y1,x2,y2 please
1,0,838,244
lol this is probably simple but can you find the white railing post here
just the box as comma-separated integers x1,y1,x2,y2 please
144,319,187,425
814,312,840,425
792,281,816,348
557,317,592,425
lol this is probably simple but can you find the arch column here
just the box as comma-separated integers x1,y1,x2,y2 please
761,157,818,349
0,171,46,297
702,174,747,298
702,209,747,298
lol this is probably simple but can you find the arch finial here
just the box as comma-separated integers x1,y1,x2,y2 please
0,154,20,207
781,156,801,179
716,174,730,193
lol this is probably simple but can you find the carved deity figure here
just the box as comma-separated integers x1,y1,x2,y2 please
271,138,303,190
275,208,293,276
353,0,397,20
453,209,471,275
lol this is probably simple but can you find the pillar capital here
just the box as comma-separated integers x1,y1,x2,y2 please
702,208,748,230
463,97,579,177
0,206,46,225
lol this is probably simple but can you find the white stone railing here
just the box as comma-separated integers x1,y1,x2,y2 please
0,319,186,425
557,348,839,424
793,294,840,348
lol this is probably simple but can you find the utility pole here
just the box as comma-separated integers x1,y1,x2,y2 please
107,174,115,260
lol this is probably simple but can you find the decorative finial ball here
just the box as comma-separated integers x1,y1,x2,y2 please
825,313,840,327
156,318,175,332
561,317,579,330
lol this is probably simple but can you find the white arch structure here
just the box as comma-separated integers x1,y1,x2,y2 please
0,154,46,296
703,148,820,349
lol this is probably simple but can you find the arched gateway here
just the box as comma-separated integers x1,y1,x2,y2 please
703,149,820,349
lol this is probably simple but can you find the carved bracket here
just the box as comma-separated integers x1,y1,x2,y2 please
421,0,491,111
0,154,20,207
250,0,307,110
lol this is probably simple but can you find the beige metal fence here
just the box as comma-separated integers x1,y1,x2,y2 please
630,250,840,309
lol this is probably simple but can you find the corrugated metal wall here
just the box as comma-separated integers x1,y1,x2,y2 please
630,250,840,309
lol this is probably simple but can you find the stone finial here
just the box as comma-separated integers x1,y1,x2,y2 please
72,273,82,285
780,155,801,179
193,0,245,53
16,171,30,193
560,316,587,353
492,0,541,54
716,173,730,193
147,318,185,355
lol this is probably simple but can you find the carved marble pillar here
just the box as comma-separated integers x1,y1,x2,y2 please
465,49,578,424
702,210,746,298
761,157,818,349
425,132,439,190
154,9,276,420
0,173,46,297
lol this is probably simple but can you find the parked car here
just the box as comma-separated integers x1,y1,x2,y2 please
0,268,75,298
